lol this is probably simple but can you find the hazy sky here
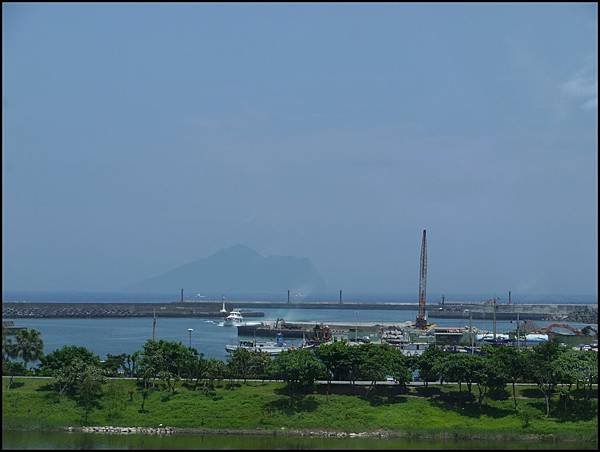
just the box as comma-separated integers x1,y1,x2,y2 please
2,3,597,295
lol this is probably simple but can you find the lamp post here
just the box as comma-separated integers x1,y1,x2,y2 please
187,328,194,349
354,311,359,342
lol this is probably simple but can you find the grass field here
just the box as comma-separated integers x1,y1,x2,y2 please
2,377,597,441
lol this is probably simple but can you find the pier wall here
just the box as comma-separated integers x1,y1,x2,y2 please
1,303,264,319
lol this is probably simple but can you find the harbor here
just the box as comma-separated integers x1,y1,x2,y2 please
2,300,596,322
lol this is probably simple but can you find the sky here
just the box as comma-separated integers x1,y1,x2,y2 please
2,3,598,296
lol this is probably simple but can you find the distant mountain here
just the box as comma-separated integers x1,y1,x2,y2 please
125,245,327,296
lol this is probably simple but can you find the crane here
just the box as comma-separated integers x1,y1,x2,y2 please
415,229,428,329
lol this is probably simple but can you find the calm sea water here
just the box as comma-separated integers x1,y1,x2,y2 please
2,430,596,450
6,307,595,360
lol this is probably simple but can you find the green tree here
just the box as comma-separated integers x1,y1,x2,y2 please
471,354,505,407
101,353,127,377
136,340,198,394
228,348,253,383
416,346,445,388
2,329,17,363
77,364,105,425
579,352,598,399
527,342,565,417
40,345,101,376
205,358,226,388
315,341,354,384
52,358,90,397
270,349,326,391
14,329,44,371
248,350,270,383
2,329,20,388
123,352,140,377
355,344,411,396
485,346,526,409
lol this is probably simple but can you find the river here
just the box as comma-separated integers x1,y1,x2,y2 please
2,430,595,450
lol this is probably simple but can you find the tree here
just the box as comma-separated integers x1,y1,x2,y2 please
187,353,208,390
123,352,140,377
248,350,270,383
205,358,226,388
315,341,354,384
77,364,105,424
228,348,252,383
53,358,90,397
2,330,17,363
135,340,198,394
14,329,44,371
416,346,445,388
485,346,526,409
579,352,598,399
2,330,20,388
270,349,325,391
40,345,100,376
101,353,127,377
471,354,505,407
527,342,565,417
439,354,469,392
355,344,411,396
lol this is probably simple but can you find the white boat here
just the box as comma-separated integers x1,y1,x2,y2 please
523,333,548,344
225,338,313,356
224,309,244,326
476,333,511,343
225,340,290,356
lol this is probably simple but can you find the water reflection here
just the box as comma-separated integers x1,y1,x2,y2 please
2,430,596,450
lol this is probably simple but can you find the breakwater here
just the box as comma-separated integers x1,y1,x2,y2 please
428,303,597,323
2,301,596,322
1,302,264,319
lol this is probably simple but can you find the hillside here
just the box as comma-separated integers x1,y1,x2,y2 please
125,245,327,295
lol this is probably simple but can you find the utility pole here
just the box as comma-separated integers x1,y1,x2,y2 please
516,311,520,350
470,311,474,354
152,309,157,341
339,290,343,305
287,289,290,304
180,288,184,303
415,229,428,329
492,297,497,341
508,290,512,305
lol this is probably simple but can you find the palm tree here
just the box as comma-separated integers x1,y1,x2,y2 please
2,331,17,362
15,329,44,370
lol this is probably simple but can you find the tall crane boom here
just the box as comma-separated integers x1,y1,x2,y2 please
416,229,428,329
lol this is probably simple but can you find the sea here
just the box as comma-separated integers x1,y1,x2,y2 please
2,291,597,361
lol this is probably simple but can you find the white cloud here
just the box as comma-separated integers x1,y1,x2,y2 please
561,58,598,111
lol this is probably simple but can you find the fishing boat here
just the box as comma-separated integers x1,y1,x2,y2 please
224,309,244,326
225,340,291,356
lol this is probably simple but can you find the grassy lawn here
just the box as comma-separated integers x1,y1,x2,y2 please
2,377,597,441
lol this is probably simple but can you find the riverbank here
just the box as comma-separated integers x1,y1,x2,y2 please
2,377,597,443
